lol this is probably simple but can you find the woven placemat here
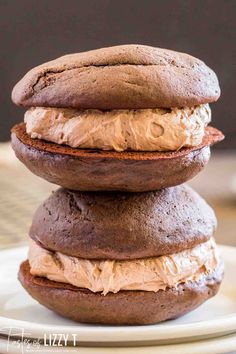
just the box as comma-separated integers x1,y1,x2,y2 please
0,144,53,249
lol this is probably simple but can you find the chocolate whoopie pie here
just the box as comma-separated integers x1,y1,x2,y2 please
19,184,224,325
11,45,224,192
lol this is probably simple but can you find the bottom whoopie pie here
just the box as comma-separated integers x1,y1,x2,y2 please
19,185,223,325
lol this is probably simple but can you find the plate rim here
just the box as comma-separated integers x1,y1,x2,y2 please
0,244,236,344
0,331,236,353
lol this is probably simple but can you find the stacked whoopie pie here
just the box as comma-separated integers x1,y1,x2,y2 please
11,45,224,325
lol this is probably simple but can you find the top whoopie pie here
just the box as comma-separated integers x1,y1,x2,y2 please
11,45,224,192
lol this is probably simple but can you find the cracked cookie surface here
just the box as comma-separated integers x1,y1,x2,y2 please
12,44,220,109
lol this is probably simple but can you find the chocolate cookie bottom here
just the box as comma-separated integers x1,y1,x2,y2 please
19,260,223,325
11,124,223,192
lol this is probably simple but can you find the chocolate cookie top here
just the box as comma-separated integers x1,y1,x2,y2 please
29,185,216,259
12,45,220,109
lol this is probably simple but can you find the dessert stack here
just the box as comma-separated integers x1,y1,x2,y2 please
11,45,224,324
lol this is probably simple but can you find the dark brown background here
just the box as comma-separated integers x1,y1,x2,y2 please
1,0,235,148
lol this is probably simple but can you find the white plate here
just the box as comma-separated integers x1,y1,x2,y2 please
0,245,236,346
0,333,236,354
